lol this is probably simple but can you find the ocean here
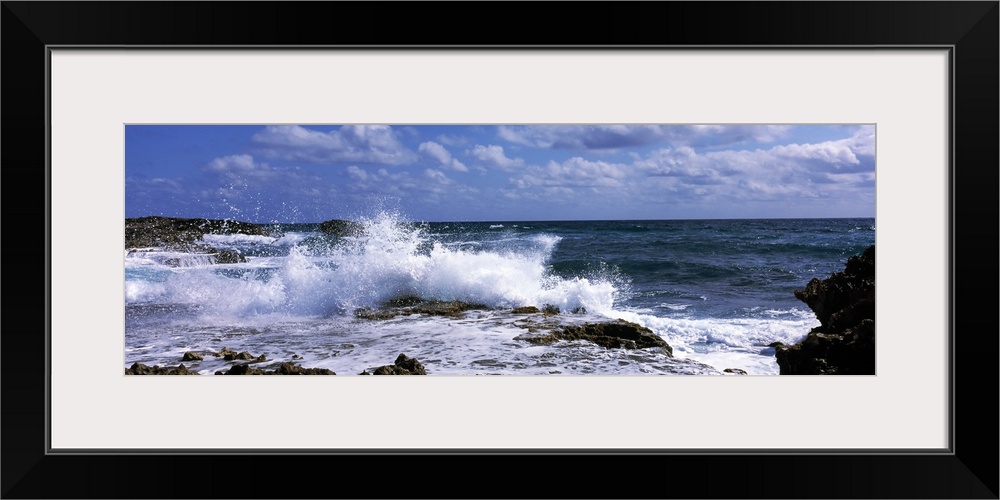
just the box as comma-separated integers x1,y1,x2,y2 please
124,212,875,375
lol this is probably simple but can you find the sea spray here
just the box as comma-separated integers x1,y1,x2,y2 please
125,216,874,374
124,211,627,318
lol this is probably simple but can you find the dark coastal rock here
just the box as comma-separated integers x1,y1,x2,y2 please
515,320,673,356
223,351,259,361
355,299,489,320
125,362,197,375
723,368,748,375
222,363,265,375
269,362,336,375
793,245,875,328
221,362,335,375
125,215,269,250
181,351,204,361
318,219,363,237
210,348,267,362
368,354,427,375
775,245,875,375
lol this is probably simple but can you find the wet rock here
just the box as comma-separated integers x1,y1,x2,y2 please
369,354,427,375
515,320,673,356
181,351,204,361
775,245,875,375
355,300,488,320
318,219,363,237
221,362,335,375
125,362,197,375
269,362,336,375
223,363,265,375
125,216,269,250
723,368,748,375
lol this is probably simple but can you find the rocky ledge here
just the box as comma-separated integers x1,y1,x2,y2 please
125,215,273,264
515,319,673,356
773,245,875,375
354,297,489,320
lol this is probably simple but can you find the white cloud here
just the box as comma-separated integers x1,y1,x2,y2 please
204,154,283,181
497,125,794,150
468,144,525,171
252,125,418,165
346,165,368,181
418,141,469,172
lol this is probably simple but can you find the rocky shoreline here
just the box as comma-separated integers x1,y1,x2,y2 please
772,245,876,375
125,215,277,265
125,305,682,375
124,215,870,375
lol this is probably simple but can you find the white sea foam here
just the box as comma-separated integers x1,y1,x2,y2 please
124,211,624,319
200,233,278,246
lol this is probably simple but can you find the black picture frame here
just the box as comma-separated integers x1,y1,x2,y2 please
3,2,997,498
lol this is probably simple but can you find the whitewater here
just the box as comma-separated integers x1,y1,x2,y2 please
124,211,876,375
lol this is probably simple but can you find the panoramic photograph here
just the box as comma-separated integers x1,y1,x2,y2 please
124,124,875,376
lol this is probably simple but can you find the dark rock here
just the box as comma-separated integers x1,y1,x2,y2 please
125,216,269,250
512,306,540,314
541,304,560,315
318,219,363,237
268,362,336,375
125,362,198,375
355,300,488,320
776,245,875,375
793,245,875,328
223,362,335,375
222,351,263,361
371,354,427,375
515,320,673,356
181,351,204,361
723,368,748,375
224,363,265,375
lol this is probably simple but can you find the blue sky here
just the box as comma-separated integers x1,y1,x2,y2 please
125,124,875,223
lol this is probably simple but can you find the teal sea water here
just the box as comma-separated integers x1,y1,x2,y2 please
125,213,875,375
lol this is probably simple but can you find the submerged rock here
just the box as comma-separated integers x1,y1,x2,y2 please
515,320,673,356
366,354,427,375
774,245,875,375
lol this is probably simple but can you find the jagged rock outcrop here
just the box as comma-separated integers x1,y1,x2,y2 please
514,320,673,356
774,245,875,374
